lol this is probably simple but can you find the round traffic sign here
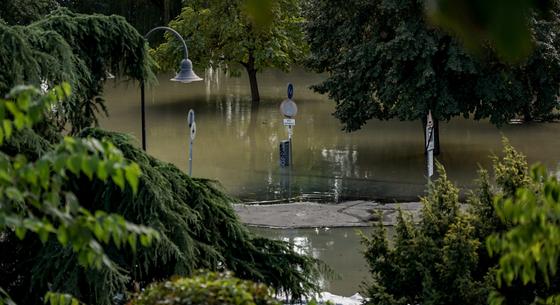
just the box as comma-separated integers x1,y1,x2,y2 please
190,121,197,141
280,99,298,118
188,109,195,128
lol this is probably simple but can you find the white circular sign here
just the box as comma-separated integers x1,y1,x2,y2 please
280,99,298,118
190,121,197,141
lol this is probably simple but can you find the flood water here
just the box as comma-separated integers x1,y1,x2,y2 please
250,227,378,296
101,68,560,296
102,68,560,202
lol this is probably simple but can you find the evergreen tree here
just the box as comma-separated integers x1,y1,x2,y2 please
362,140,560,305
0,0,59,25
0,8,155,133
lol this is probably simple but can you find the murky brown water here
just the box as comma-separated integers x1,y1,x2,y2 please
101,68,560,202
250,227,376,296
101,68,560,295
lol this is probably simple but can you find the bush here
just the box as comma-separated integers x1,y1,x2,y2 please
130,272,280,305
361,139,560,305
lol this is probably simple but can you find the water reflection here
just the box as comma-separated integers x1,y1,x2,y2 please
251,227,377,296
101,68,560,202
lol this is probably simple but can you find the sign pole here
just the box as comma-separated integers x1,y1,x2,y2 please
426,110,435,179
188,109,196,176
280,83,297,168
189,137,193,176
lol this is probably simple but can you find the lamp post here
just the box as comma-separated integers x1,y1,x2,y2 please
141,26,203,150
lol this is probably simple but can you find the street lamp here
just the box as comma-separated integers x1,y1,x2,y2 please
140,26,203,150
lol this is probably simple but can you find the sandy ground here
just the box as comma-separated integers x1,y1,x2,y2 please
233,201,423,228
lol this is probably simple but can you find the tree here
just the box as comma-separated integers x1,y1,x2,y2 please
0,8,155,133
361,140,560,305
1,7,324,305
305,0,560,155
1,124,323,305
0,0,59,25
55,0,183,34
152,0,307,103
0,84,159,305
426,0,558,62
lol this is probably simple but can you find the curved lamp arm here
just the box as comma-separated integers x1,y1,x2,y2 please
145,26,189,60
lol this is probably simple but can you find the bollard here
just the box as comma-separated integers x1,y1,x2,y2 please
279,140,291,167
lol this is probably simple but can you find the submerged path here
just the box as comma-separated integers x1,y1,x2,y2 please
233,201,422,229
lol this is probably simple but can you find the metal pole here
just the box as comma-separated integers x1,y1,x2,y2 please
189,139,193,176
288,125,293,166
141,80,146,150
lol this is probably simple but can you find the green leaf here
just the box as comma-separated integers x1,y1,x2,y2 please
127,234,137,251
15,227,26,240
66,155,81,175
3,120,12,139
96,161,108,180
81,157,93,180
140,234,150,247
57,227,68,245
6,187,24,202
112,169,125,190
124,163,141,194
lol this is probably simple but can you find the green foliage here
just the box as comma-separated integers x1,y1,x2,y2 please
305,0,560,132
0,0,60,25
0,85,159,305
131,272,279,305
0,8,155,133
487,164,560,304
426,0,557,62
152,0,307,102
1,126,322,305
70,128,322,301
361,140,559,305
43,292,82,305
58,0,183,34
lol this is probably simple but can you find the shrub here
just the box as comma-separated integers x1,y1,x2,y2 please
130,272,279,305
361,139,560,305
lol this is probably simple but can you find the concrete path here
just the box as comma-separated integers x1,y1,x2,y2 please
233,201,422,229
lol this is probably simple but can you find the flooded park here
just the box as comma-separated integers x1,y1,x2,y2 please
3,1,560,304
102,68,560,203
101,68,560,296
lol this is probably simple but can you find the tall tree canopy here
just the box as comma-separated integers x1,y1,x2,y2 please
0,0,59,25
0,8,155,133
153,0,307,103
305,0,560,153
56,0,183,34
426,0,559,62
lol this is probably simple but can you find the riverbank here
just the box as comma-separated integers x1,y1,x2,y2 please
234,201,422,228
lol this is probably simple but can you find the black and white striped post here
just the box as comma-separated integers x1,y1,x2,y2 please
187,109,196,176
426,110,435,179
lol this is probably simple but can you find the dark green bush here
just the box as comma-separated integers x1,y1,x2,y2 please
130,272,280,305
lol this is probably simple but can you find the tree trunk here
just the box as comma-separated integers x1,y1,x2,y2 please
523,104,533,122
422,118,441,156
163,0,171,24
245,54,260,104
248,68,260,104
